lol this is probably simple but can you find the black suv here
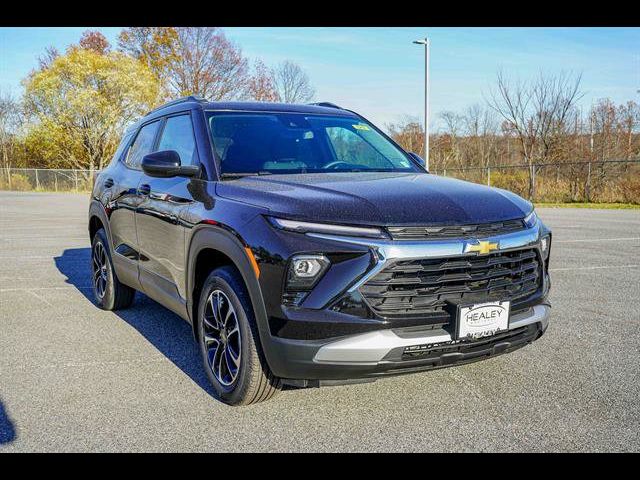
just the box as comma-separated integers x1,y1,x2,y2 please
89,96,551,405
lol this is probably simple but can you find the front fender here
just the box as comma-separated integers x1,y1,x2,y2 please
186,225,276,366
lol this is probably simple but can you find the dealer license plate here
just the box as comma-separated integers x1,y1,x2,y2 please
457,301,510,340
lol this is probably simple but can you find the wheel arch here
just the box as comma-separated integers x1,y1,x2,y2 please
88,200,112,247
186,226,270,352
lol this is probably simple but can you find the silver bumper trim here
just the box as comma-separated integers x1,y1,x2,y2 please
313,304,550,365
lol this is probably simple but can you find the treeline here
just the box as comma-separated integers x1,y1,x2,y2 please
1,32,638,203
0,27,315,173
387,72,640,203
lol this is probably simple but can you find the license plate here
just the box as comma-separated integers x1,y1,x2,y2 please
457,301,510,340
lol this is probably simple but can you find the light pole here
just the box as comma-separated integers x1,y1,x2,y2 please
413,37,430,171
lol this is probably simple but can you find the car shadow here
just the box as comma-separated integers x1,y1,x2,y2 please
0,399,16,445
54,248,216,398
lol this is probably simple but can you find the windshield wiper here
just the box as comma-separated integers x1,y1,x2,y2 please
220,172,273,179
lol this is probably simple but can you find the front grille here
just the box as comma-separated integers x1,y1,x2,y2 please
360,247,542,318
387,219,525,240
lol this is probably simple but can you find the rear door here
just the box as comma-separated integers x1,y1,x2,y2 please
136,112,199,316
107,120,161,288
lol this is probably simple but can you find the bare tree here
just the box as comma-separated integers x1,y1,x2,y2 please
37,46,59,71
0,92,23,183
386,116,424,155
486,71,583,199
170,27,250,100
272,61,315,104
463,104,501,176
245,60,279,102
439,111,466,169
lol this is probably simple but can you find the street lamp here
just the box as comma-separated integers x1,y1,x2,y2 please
413,37,430,171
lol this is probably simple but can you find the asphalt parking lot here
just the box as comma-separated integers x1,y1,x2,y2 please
1,190,639,452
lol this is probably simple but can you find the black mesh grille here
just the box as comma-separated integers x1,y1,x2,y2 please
360,247,542,317
387,219,525,240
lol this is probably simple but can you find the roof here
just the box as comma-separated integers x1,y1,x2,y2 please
201,101,359,117
125,98,360,135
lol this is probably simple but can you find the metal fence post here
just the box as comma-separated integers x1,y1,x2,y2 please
487,167,491,186
74,170,79,192
586,162,592,203
35,169,39,190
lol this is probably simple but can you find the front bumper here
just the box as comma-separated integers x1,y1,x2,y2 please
269,303,550,383
260,218,552,383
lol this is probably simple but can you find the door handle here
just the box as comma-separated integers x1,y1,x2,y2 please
137,184,151,196
103,178,114,188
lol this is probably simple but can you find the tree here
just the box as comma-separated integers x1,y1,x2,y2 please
37,46,59,71
0,92,24,177
463,104,500,172
486,71,583,199
119,27,251,101
271,61,315,104
78,30,111,55
170,27,249,100
22,47,161,171
118,27,179,98
246,60,278,102
386,116,424,156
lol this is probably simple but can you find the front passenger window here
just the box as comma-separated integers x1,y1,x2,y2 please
157,114,199,166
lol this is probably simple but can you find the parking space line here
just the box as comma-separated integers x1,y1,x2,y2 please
554,237,640,243
550,264,639,272
25,289,54,307
0,286,93,292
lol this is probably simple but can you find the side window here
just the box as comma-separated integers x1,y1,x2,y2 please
125,121,160,170
157,114,198,166
109,132,133,167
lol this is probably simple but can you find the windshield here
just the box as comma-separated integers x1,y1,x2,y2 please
206,112,418,176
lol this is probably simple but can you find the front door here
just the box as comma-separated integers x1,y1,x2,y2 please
136,113,199,317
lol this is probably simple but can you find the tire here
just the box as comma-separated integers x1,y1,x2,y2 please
197,266,280,405
91,228,135,311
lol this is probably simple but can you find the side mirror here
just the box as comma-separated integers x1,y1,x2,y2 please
141,150,200,178
408,152,428,172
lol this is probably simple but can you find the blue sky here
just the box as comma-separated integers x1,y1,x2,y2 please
1,27,638,130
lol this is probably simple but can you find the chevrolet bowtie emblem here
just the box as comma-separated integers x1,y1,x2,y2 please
465,240,499,255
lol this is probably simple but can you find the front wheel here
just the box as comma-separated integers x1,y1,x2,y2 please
197,266,280,405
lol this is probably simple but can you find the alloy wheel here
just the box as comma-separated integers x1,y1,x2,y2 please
202,289,242,386
92,241,108,299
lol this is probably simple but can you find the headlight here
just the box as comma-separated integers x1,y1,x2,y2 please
268,217,386,239
524,210,538,229
286,254,330,290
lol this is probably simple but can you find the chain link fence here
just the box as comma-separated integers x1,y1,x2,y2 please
1,160,639,203
432,160,640,204
0,168,97,193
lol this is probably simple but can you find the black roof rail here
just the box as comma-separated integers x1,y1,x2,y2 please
308,102,343,109
146,95,208,115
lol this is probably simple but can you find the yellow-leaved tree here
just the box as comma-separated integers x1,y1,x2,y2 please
23,45,161,171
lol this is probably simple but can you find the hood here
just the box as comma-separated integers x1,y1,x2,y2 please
215,172,532,226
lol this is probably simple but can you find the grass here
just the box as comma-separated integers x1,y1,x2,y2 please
535,202,640,210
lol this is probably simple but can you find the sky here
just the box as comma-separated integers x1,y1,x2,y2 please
0,27,638,130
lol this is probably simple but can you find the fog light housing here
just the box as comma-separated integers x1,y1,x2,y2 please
540,235,551,260
286,254,330,290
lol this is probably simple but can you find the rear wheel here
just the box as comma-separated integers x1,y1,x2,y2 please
91,228,135,310
197,266,280,405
